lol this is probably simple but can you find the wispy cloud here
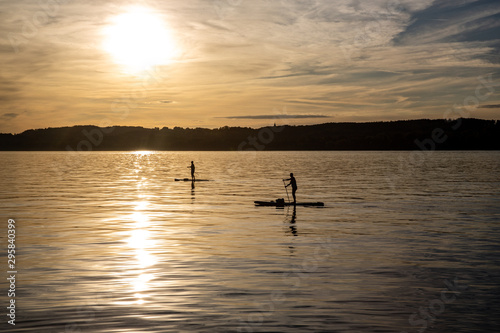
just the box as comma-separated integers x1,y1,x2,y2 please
479,104,500,108
393,0,500,47
2,112,19,119
219,114,330,120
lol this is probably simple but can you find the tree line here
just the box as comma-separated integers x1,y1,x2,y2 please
1,118,499,151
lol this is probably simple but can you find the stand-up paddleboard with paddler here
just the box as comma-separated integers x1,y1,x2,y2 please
254,198,324,207
174,178,211,182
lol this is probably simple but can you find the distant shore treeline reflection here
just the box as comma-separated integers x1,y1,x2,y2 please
1,118,499,151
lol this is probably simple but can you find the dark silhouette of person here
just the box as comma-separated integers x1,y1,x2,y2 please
285,173,297,204
189,161,195,181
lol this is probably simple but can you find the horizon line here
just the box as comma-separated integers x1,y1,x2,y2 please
2,117,500,135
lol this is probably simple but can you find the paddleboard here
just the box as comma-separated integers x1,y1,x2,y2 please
174,178,211,182
254,200,324,207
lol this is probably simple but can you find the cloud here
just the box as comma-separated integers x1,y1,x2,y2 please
219,114,330,120
393,0,500,56
479,104,500,108
2,112,19,119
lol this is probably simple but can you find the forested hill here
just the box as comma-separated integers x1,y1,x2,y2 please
1,118,499,151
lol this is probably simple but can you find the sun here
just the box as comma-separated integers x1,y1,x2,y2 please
102,6,177,73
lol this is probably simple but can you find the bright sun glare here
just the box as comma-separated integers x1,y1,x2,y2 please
103,6,177,73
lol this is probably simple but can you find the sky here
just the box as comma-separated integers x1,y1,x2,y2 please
1,0,499,133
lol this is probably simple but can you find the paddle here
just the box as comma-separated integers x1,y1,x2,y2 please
282,179,290,203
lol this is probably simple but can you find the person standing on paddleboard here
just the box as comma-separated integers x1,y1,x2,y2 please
285,173,297,205
189,161,195,182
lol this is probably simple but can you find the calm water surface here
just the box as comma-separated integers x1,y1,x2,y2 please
0,151,499,332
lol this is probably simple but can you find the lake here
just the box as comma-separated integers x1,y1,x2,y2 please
0,151,499,332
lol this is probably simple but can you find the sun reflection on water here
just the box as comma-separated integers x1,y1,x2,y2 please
121,199,158,305
131,211,149,228
132,150,154,156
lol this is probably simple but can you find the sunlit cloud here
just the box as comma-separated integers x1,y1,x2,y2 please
220,114,330,119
